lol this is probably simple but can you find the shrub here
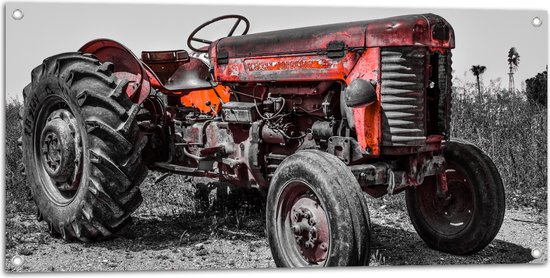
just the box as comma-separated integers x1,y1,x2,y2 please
5,101,22,182
525,70,547,107
451,79,547,210
4,100,35,215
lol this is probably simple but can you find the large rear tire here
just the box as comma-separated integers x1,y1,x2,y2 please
21,52,148,241
405,139,505,255
266,150,371,267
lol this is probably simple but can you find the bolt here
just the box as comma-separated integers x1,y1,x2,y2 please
309,227,318,241
304,241,313,249
292,209,300,221
308,218,316,226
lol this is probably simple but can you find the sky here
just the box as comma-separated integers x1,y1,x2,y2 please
4,3,548,102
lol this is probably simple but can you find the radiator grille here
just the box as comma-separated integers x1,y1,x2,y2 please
380,47,427,146
437,52,453,137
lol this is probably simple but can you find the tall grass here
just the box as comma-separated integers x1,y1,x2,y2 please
4,101,33,215
5,101,23,184
451,79,547,210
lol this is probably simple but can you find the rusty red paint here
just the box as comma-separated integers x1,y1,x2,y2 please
365,14,454,48
179,85,231,114
439,170,449,194
144,67,163,89
214,14,454,60
215,52,359,82
346,48,381,156
246,58,333,72
216,25,366,59
426,135,445,143
79,39,151,104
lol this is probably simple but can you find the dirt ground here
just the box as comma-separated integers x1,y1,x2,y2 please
4,177,547,272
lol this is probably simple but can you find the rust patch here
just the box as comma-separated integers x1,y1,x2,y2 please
346,48,382,157
245,59,333,72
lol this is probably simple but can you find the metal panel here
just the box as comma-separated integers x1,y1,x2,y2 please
380,47,427,146
438,52,453,138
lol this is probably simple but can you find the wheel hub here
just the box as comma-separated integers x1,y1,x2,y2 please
39,109,81,190
418,167,474,235
437,181,472,220
290,196,329,263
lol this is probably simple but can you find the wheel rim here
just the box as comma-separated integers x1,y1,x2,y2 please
33,95,84,205
417,162,475,236
276,180,330,266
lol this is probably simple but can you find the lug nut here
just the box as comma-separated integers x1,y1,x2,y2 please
292,224,301,234
292,209,300,221
309,227,318,241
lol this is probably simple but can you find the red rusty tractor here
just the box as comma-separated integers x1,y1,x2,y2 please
21,13,505,266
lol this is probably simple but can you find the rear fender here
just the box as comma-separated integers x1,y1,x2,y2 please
79,39,154,104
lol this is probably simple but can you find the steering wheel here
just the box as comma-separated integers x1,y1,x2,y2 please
187,15,250,53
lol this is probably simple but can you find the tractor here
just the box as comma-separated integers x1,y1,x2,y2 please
20,13,505,267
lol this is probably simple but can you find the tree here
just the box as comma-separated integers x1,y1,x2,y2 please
470,65,487,101
507,47,520,92
525,69,547,107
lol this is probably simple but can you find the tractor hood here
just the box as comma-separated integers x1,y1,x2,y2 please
215,13,454,59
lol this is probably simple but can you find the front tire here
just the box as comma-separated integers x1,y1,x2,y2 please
266,150,371,267
405,139,505,255
21,53,148,241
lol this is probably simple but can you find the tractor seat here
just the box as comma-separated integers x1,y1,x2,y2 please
141,50,213,91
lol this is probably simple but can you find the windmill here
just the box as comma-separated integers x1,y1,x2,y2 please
507,47,520,92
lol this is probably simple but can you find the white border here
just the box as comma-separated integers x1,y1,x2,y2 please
1,1,548,278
